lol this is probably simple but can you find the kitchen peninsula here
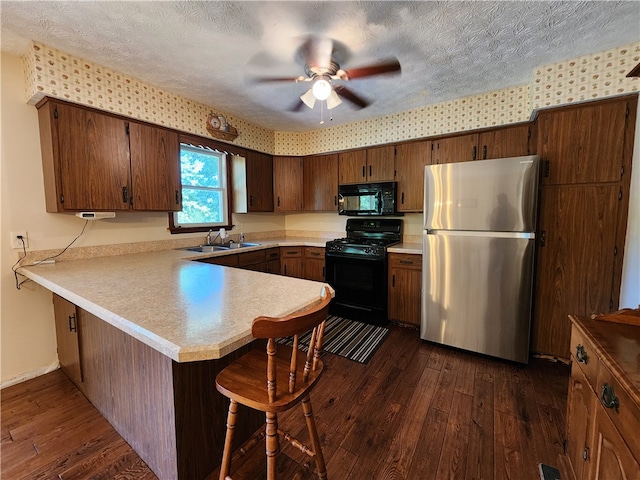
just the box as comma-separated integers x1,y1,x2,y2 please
19,247,333,480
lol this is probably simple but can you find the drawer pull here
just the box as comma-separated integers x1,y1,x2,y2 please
399,259,414,265
575,344,588,364
600,383,619,413
582,447,589,461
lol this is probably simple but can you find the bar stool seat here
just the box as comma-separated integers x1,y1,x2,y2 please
215,286,332,480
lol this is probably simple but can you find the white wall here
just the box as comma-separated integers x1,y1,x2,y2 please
620,101,640,308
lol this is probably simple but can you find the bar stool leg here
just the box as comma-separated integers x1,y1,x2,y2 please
219,400,238,480
302,397,327,479
265,411,279,480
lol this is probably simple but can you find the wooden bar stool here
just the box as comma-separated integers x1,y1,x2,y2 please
216,286,332,480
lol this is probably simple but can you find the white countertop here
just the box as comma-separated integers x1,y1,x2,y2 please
19,238,332,363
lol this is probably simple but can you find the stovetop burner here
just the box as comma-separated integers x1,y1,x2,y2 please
326,219,403,258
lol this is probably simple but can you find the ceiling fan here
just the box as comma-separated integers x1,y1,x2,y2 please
249,36,401,112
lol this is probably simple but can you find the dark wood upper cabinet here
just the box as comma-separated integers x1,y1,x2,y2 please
338,146,395,184
478,124,531,160
37,97,181,212
338,149,367,184
304,154,338,211
129,122,181,211
431,133,478,164
273,156,303,211
537,97,635,185
366,145,396,182
233,150,274,213
395,141,431,212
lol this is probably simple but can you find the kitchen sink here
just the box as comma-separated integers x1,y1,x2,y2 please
179,242,260,253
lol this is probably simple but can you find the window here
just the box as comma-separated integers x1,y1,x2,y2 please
170,142,231,231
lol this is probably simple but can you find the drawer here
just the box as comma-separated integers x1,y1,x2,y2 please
264,247,280,261
238,250,266,267
281,247,302,258
305,247,325,259
570,326,598,392
595,362,640,461
389,253,422,269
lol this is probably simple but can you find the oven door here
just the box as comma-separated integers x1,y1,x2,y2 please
325,252,388,325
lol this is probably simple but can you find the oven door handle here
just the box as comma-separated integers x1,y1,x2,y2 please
325,252,387,261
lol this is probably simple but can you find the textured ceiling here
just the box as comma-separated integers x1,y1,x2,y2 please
2,1,639,131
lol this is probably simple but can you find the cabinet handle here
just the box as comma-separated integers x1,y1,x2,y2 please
392,274,396,287
122,186,129,203
575,344,588,364
600,383,620,413
277,196,280,207
334,195,337,206
540,230,546,247
249,195,254,207
310,252,320,256
483,145,487,160
362,166,366,178
582,447,589,461
399,259,414,265
543,160,550,177
401,192,405,204
369,165,372,177
472,146,477,161
268,253,278,259
283,264,287,275
175,190,180,205
322,266,325,279
68,314,77,333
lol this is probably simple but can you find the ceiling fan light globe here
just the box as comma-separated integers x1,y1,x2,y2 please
312,78,332,100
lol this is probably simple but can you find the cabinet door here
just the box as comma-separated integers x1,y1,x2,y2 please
281,247,304,278
537,98,629,185
395,141,430,212
129,122,181,211
432,133,478,164
366,145,395,182
53,294,82,386
532,185,619,358
55,101,131,210
339,149,367,184
478,124,530,160
304,247,326,281
591,407,640,480
246,151,274,212
387,254,422,325
566,362,596,480
304,154,338,211
273,156,303,211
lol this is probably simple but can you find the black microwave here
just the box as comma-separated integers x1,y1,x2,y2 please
338,182,398,216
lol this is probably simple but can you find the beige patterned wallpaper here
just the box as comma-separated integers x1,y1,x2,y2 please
23,41,639,157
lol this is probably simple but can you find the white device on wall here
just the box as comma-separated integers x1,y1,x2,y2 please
75,212,116,220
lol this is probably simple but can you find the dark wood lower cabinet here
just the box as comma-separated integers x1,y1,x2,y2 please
67,307,262,480
387,253,422,326
53,294,82,386
532,185,620,358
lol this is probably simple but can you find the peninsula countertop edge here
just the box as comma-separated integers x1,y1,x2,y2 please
19,239,335,363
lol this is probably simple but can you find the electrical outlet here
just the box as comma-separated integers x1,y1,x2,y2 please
10,231,29,249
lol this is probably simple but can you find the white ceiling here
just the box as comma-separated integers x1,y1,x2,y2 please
2,1,639,132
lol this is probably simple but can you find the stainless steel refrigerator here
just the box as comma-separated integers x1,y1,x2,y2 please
421,155,540,363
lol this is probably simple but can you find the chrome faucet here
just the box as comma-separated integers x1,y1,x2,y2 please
206,229,216,246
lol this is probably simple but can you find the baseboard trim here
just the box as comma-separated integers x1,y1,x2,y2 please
1,361,60,389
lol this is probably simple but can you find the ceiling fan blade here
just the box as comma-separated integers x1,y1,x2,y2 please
333,85,369,109
247,75,307,85
340,58,401,80
289,98,308,112
300,35,333,69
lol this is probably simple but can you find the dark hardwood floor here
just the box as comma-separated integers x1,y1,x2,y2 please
2,325,571,479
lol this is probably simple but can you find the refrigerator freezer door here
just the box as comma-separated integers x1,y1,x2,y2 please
424,155,539,232
421,231,535,363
